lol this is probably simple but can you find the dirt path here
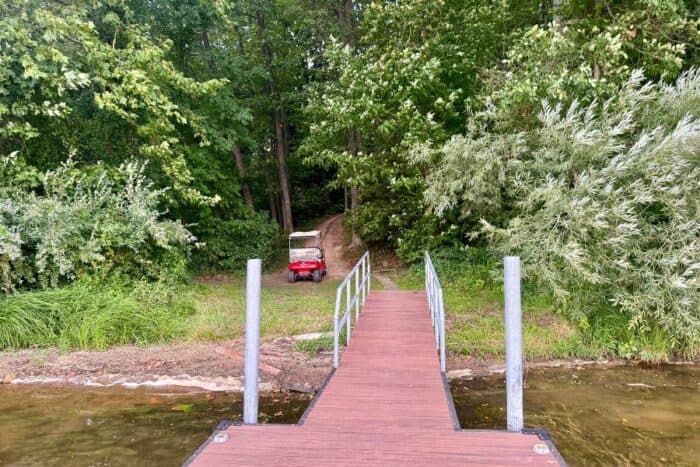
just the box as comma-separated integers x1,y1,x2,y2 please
373,272,398,290
315,214,350,278
265,214,350,286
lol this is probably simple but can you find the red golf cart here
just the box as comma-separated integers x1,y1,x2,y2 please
288,230,327,283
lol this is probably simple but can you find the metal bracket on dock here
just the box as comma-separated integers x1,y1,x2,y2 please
521,427,553,441
215,420,242,431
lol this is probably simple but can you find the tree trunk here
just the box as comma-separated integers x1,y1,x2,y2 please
264,170,279,223
256,7,293,232
552,0,565,27
349,129,361,211
274,109,294,232
338,0,356,45
200,31,218,72
232,145,255,209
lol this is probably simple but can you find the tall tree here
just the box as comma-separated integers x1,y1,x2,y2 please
302,0,532,255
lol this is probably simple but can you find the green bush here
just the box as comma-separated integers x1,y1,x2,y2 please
0,158,194,292
191,212,279,272
0,280,194,350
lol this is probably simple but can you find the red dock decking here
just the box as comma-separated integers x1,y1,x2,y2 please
186,290,564,466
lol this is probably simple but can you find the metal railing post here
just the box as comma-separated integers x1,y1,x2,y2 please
367,255,371,295
439,288,446,372
346,280,351,343
361,257,366,305
243,259,262,425
332,252,370,368
504,256,524,432
333,288,341,368
425,252,447,374
355,267,360,319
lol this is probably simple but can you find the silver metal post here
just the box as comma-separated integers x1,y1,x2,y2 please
333,288,341,368
504,256,524,432
243,258,262,425
361,258,366,305
346,280,351,343
439,288,446,372
425,259,435,327
434,285,440,350
367,256,371,295
355,267,360,319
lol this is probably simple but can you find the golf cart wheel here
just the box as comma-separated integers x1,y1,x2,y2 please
313,270,322,283
288,271,297,283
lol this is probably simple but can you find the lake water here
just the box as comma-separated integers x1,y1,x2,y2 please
450,365,700,466
1,365,698,466
0,385,310,466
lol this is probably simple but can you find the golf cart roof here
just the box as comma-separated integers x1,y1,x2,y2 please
289,230,321,239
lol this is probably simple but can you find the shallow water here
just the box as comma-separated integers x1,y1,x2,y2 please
450,365,700,466
2,366,699,466
0,385,310,466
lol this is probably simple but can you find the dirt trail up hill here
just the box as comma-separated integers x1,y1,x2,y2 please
265,213,350,286
315,214,350,278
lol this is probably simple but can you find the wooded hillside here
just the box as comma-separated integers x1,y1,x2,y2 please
1,0,698,360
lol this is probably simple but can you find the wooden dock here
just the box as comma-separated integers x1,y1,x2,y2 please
186,290,564,466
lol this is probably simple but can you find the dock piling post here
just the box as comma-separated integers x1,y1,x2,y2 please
504,256,524,432
244,258,262,425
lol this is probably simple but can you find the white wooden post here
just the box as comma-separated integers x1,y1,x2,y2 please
504,256,524,432
243,259,262,425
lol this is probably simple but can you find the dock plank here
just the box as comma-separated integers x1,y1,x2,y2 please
187,290,563,466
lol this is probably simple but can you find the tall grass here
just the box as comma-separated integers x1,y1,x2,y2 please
0,281,194,350
394,247,582,360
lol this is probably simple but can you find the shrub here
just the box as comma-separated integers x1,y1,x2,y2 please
191,212,279,272
419,70,700,357
0,158,194,291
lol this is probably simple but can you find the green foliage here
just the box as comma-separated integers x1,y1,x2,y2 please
421,70,700,358
0,0,225,202
0,280,194,350
293,335,335,353
303,0,524,250
192,212,279,272
481,0,699,129
0,157,194,292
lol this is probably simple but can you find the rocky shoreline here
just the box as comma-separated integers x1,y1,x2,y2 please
2,337,696,393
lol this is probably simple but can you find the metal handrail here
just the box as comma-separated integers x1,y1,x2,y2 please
425,252,446,372
333,251,371,368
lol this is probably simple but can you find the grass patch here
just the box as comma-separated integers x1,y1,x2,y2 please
0,281,195,350
293,328,349,353
294,335,335,353
186,279,339,342
0,270,356,352
390,248,585,361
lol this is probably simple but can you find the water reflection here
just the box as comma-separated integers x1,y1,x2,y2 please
0,385,310,466
450,365,700,466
